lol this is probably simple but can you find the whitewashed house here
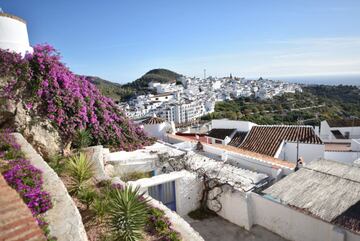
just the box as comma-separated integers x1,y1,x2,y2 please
141,116,169,140
319,120,360,164
238,125,324,163
320,119,360,141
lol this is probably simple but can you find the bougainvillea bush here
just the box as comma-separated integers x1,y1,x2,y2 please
0,129,52,225
0,45,153,151
146,207,181,241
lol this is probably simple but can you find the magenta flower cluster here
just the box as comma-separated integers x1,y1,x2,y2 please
0,130,52,220
111,182,124,190
0,129,21,152
3,159,52,215
146,207,180,241
0,45,153,151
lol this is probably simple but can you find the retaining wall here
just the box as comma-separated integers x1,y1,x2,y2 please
13,133,88,241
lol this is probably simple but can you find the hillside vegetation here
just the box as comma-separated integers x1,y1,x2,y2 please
202,85,360,125
124,68,181,89
90,68,181,101
87,76,134,102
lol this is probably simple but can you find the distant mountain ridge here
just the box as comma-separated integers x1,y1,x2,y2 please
87,68,182,101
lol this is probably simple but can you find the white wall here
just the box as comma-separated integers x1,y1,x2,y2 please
143,122,168,140
0,15,33,56
203,144,293,177
278,142,325,163
211,119,256,132
320,120,332,140
175,171,203,216
351,139,360,151
212,187,253,230
112,161,154,176
251,193,359,241
320,120,360,141
336,126,360,139
130,171,202,217
324,151,360,165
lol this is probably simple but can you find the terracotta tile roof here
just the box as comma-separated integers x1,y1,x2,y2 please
327,119,360,128
325,143,352,152
228,131,248,147
142,116,165,124
168,134,295,169
206,128,236,140
0,174,46,241
175,133,208,143
210,143,295,169
240,125,323,157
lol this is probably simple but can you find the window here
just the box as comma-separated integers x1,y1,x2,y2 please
215,139,222,144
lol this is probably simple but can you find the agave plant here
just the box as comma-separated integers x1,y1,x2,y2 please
66,153,94,195
107,185,149,241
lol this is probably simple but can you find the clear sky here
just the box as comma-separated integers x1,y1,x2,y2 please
2,0,360,83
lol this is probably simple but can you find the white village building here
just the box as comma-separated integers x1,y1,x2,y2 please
319,120,360,164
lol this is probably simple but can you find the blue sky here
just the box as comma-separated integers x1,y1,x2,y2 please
2,0,360,83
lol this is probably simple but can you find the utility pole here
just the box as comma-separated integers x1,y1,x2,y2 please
296,139,299,161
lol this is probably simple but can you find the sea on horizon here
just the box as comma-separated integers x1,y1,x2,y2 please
270,74,360,86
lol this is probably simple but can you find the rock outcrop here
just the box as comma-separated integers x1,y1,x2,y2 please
0,93,62,159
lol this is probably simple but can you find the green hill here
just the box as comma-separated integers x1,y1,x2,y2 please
124,68,182,89
88,69,182,101
86,76,134,102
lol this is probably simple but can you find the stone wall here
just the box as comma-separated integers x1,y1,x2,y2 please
13,133,88,241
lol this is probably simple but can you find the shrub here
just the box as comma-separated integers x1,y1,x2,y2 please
47,154,66,175
77,186,98,209
91,197,110,221
188,207,217,220
66,153,94,195
0,129,23,160
107,185,149,241
146,207,181,241
121,171,151,182
72,129,93,149
0,46,153,151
